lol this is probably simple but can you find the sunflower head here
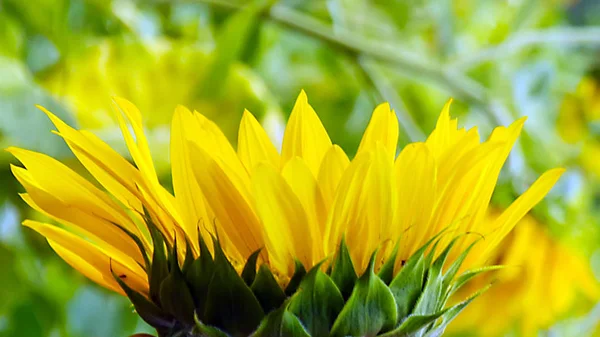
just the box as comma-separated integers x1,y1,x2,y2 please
10,91,562,336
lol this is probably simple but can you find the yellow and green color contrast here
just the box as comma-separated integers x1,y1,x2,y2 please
9,92,563,336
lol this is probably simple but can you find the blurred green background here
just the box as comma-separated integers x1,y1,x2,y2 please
2,0,600,336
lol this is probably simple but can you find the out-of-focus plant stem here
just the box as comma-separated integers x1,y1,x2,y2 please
358,57,425,141
450,27,600,71
189,0,506,134
189,0,542,184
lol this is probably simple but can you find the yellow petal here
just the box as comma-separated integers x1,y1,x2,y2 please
482,168,565,256
171,105,214,247
326,146,394,272
39,106,143,213
457,118,526,237
281,90,332,176
52,133,179,243
426,99,453,158
392,143,437,261
317,145,350,210
357,102,399,159
188,143,260,262
238,109,280,171
281,158,327,261
192,110,248,178
24,220,148,295
427,141,505,239
8,148,137,233
252,163,314,274
112,97,158,185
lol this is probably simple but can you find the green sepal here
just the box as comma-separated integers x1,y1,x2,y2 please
285,259,307,296
330,251,398,337
330,238,357,300
241,249,262,286
112,220,151,271
194,313,231,337
378,311,448,337
250,302,311,337
388,242,429,321
181,238,196,275
203,240,265,336
251,264,287,312
148,224,169,305
440,239,480,303
378,241,400,285
412,236,460,315
111,265,173,331
185,235,215,320
379,284,490,337
431,284,492,334
288,262,344,337
159,239,196,326
449,265,504,296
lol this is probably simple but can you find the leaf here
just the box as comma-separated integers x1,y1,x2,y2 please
241,249,262,286
284,259,307,296
250,303,311,337
198,0,271,98
203,240,265,337
329,252,398,337
288,263,344,336
329,238,357,300
251,264,287,312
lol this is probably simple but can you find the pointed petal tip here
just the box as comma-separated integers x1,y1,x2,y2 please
241,108,256,120
548,167,567,178
4,146,20,154
296,89,309,104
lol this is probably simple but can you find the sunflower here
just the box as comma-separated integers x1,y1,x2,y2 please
448,213,599,336
9,91,563,336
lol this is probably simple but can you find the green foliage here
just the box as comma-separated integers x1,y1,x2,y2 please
329,252,398,337
113,225,493,337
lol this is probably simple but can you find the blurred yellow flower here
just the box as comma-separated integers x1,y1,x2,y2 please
41,39,283,174
10,92,562,294
557,77,600,144
557,77,600,180
449,214,599,336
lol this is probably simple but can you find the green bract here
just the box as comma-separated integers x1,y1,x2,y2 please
112,219,493,337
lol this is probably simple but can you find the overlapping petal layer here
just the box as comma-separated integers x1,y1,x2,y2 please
11,91,563,292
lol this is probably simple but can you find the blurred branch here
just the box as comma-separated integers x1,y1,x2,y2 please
191,0,517,131
268,5,488,104
450,27,600,71
358,57,426,141
190,1,486,102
